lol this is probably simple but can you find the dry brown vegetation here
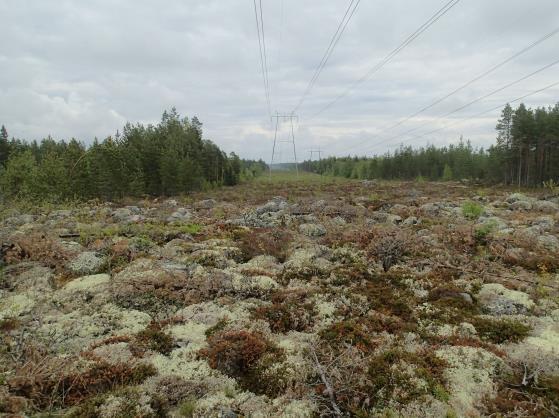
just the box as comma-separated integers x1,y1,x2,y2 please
1,174,558,416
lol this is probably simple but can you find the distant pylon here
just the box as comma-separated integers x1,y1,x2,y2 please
270,112,298,179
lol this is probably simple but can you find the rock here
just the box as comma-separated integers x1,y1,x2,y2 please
63,273,110,292
537,234,559,251
366,211,390,224
167,208,193,223
298,223,326,237
112,208,133,221
506,193,532,204
194,199,217,210
331,216,347,226
67,251,106,275
386,214,402,225
49,209,72,219
310,199,327,212
532,200,559,213
477,283,534,315
255,196,288,215
510,200,532,211
532,216,555,231
402,216,420,226
164,199,179,206
5,214,35,226
0,293,36,320
419,202,440,216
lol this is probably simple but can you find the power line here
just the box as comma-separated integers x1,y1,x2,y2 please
292,0,361,113
253,0,272,121
403,79,559,146
341,25,559,152
359,57,559,154
304,0,461,121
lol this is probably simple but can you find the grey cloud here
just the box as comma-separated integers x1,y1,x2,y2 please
1,0,558,160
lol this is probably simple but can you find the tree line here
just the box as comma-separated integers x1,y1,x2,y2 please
0,108,267,201
301,102,559,186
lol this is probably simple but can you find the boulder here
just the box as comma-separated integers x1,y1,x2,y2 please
67,251,106,275
506,193,532,204
194,199,216,210
477,283,534,315
532,200,559,213
537,235,559,252
299,223,326,237
255,196,288,215
510,200,532,211
112,208,133,221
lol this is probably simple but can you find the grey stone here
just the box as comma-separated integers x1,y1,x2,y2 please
255,196,288,215
511,200,533,211
477,283,534,315
194,199,217,209
299,223,327,237
533,216,555,231
538,235,559,251
402,216,420,226
506,193,532,204
67,252,106,275
49,209,72,219
112,208,133,221
419,203,440,216
533,200,559,213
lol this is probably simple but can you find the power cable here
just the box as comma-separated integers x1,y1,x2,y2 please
304,0,461,121
292,0,362,113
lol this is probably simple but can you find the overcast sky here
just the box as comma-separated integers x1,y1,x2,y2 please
1,0,558,161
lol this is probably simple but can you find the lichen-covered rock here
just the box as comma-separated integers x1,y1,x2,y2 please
298,223,326,237
532,200,559,213
194,199,217,209
67,251,106,275
537,234,559,251
477,283,534,315
419,202,441,216
506,193,532,204
511,200,533,211
0,293,36,320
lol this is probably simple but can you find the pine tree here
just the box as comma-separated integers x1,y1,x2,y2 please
442,164,453,181
0,125,9,167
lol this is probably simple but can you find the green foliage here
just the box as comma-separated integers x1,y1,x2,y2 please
442,164,453,181
300,102,559,186
0,110,263,202
178,399,196,417
474,220,497,245
461,201,484,219
471,317,531,344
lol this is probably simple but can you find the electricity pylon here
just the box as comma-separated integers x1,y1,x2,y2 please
270,112,298,179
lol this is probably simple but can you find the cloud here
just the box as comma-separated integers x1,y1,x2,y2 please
1,0,558,159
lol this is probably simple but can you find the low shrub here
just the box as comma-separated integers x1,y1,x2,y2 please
471,317,531,344
236,228,292,262
252,290,316,333
462,201,484,220
199,330,284,396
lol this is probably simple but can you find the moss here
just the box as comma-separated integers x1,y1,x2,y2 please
470,317,531,344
